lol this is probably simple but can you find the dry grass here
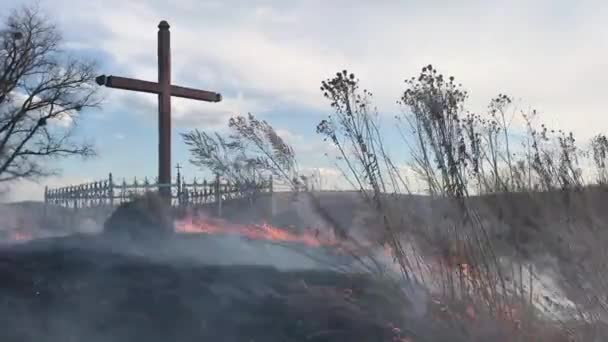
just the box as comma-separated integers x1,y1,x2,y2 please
310,65,608,341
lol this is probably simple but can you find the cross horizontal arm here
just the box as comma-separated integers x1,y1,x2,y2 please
96,75,160,94
96,75,222,102
171,85,222,102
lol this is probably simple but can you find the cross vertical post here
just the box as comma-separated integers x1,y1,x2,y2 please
158,20,171,199
94,20,222,204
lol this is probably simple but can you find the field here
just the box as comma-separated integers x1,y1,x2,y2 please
1,188,607,341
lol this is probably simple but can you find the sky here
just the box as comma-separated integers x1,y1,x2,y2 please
2,0,607,202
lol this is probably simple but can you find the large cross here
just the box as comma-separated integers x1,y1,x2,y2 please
95,20,221,201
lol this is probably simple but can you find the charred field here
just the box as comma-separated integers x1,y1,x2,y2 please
1,189,605,341
0,233,425,342
0,192,416,342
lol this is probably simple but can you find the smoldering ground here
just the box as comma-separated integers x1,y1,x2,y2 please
0,190,596,341
0,194,444,342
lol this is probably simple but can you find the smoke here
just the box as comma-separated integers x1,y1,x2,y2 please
147,233,357,271
0,204,428,342
4,191,543,341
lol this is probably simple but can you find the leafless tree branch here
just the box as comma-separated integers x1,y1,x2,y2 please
0,5,99,183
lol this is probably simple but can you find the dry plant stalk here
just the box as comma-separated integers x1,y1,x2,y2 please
316,64,607,340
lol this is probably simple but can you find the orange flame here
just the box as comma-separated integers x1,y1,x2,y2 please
175,216,337,248
9,231,32,243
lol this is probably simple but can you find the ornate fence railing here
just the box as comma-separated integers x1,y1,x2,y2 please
44,172,273,211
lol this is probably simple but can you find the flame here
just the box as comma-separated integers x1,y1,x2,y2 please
9,231,32,243
175,216,337,248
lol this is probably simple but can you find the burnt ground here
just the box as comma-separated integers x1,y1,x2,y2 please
0,234,459,342
2,189,602,341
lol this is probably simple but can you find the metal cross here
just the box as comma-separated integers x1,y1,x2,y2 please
95,20,222,201
175,163,182,179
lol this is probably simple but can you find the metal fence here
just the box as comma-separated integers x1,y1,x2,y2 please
44,171,273,211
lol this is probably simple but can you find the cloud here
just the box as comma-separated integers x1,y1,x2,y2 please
4,0,606,201
6,92,78,129
275,128,341,162
45,0,603,140
51,111,77,128
300,166,353,191
100,88,269,131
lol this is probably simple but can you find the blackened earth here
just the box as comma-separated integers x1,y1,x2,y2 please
0,234,436,342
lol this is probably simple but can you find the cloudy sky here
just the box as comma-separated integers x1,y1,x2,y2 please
2,0,607,201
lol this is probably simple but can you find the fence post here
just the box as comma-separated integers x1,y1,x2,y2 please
144,177,150,195
269,175,273,194
109,173,114,207
184,177,189,208
73,186,78,210
121,179,127,204
269,175,275,217
43,186,48,219
215,173,222,217
176,165,182,207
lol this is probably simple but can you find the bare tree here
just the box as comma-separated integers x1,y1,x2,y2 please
0,6,99,183
182,129,265,184
182,113,301,189
183,113,363,243
228,113,301,187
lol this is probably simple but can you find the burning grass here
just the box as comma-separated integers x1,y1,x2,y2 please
0,188,601,341
0,198,590,341
7,230,32,243
175,215,338,248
